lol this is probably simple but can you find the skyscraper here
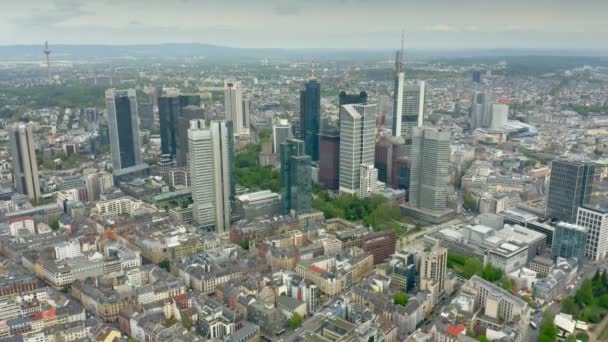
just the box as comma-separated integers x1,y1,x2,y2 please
10,122,41,201
551,222,587,262
394,81,425,156
272,120,292,154
299,78,321,161
280,138,312,215
359,164,378,198
490,103,509,129
158,94,201,160
318,129,340,190
224,81,249,136
176,105,205,167
105,89,142,171
339,91,368,107
339,104,377,197
546,160,595,223
188,120,235,232
470,91,491,130
409,127,450,211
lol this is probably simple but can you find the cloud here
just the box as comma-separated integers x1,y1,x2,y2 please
274,5,302,16
19,0,92,28
426,24,459,32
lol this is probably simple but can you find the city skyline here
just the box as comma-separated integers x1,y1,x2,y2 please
2,0,608,49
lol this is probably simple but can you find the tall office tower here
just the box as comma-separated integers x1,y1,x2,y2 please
105,89,142,171
85,173,101,203
420,246,448,302
359,164,378,198
84,108,98,133
339,104,377,197
272,119,292,154
224,81,249,136
577,206,608,261
409,127,450,211
551,222,587,261
470,91,491,130
339,91,368,107
318,129,340,190
546,160,595,223
10,122,41,201
138,102,154,130
280,138,312,215
490,103,509,129
395,81,426,156
375,135,405,184
472,69,482,83
188,120,235,232
299,77,321,161
176,106,205,167
158,94,201,160
391,157,411,191
242,97,251,132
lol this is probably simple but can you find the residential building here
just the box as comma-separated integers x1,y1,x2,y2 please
280,138,312,215
362,230,396,265
339,104,377,197
420,247,448,303
8,216,35,236
546,160,595,223
105,89,142,171
10,122,41,201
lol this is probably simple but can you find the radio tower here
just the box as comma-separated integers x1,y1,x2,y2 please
43,41,52,80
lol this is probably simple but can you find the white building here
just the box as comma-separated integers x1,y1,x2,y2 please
224,81,249,137
577,206,608,261
54,240,83,261
273,119,292,154
188,120,233,233
339,104,377,197
0,200,16,216
9,216,35,236
394,80,425,156
359,164,378,198
490,104,509,129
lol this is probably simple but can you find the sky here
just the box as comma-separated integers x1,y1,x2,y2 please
2,0,608,49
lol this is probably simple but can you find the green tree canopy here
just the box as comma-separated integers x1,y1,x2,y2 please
288,312,303,329
394,292,409,306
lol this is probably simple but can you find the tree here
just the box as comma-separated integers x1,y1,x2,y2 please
463,193,478,212
501,278,513,293
288,312,303,329
394,292,409,306
538,310,558,342
462,258,483,279
239,240,250,250
50,219,60,231
159,259,171,273
575,279,593,306
478,336,489,342
481,263,503,282
562,297,578,316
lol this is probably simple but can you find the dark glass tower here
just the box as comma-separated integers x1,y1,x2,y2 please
158,94,201,160
546,160,595,223
551,222,587,261
299,79,321,161
280,138,312,215
106,89,142,171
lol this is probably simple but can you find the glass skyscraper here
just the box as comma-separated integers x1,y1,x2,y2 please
280,138,312,215
105,89,142,171
299,79,321,161
158,94,201,160
546,160,595,223
551,222,587,261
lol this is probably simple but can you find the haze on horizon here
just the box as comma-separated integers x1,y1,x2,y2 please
2,0,607,50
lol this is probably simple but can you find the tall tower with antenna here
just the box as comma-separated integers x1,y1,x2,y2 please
43,41,52,80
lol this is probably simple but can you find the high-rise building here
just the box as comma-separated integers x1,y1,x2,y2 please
339,91,368,107
318,130,340,190
299,78,321,161
138,102,154,130
176,105,205,167
273,120,292,154
490,104,509,129
375,135,405,184
551,222,587,262
280,138,312,215
10,122,41,201
339,104,377,197
577,206,608,261
359,164,378,198
188,120,235,232
472,69,482,83
470,91,491,130
391,157,411,191
420,246,448,302
224,81,249,137
105,89,142,171
242,97,251,133
158,94,201,160
546,160,595,223
409,127,450,211
394,81,425,156
84,108,98,133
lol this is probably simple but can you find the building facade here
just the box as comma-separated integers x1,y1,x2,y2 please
546,160,595,223
577,206,608,261
158,94,201,161
10,122,41,201
551,222,587,262
318,130,340,190
280,138,312,215
299,79,321,161
105,89,142,171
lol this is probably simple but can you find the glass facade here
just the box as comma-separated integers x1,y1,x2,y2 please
115,96,137,168
546,160,595,223
299,80,321,161
551,222,587,261
280,138,311,215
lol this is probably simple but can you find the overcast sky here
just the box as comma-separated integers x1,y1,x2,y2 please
2,0,607,49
